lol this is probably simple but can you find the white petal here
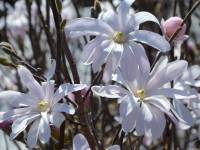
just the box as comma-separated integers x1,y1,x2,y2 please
107,145,120,150
99,10,119,30
173,99,194,126
92,41,114,73
53,84,86,104
92,85,128,99
135,11,160,26
49,112,65,128
103,50,122,82
11,114,39,139
46,59,56,81
66,17,114,37
73,133,90,150
181,65,200,81
81,37,105,65
129,30,170,52
27,119,40,148
120,44,138,81
147,60,187,90
147,106,166,139
53,103,75,115
130,42,150,79
121,105,139,133
146,96,170,111
42,81,55,103
0,91,34,107
18,65,44,100
39,113,51,143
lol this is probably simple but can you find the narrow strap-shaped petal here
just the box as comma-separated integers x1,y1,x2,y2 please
49,112,65,128
130,42,150,80
42,81,55,103
81,37,107,65
53,103,75,115
39,112,51,144
106,145,121,150
73,133,90,150
147,60,188,91
18,65,44,100
27,119,40,148
134,11,160,26
53,84,86,104
0,91,35,107
65,17,114,37
46,59,56,81
92,85,128,99
10,114,40,139
129,30,170,52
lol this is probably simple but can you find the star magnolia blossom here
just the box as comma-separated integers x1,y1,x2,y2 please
65,0,170,82
174,65,200,121
73,133,120,150
0,61,86,148
92,56,195,139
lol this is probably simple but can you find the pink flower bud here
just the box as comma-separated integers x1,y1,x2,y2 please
162,17,187,41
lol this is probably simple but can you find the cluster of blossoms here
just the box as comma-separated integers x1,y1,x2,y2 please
0,0,199,149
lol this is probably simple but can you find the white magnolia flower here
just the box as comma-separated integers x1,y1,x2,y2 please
173,65,200,121
0,61,86,148
65,0,170,82
73,133,120,150
92,56,194,139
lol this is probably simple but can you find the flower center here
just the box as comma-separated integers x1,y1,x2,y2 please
113,32,126,43
37,100,49,112
135,89,145,102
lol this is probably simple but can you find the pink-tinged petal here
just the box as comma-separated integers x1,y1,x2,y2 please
10,114,40,139
92,41,114,73
129,30,170,52
92,85,128,99
49,112,65,128
18,65,44,100
135,108,145,136
130,42,150,80
147,60,187,91
121,104,139,133
73,133,90,150
0,91,34,107
107,145,120,150
39,113,51,143
81,37,106,65
27,119,40,148
53,84,86,104
53,103,75,115
173,99,194,126
46,59,56,81
135,11,160,26
65,17,114,37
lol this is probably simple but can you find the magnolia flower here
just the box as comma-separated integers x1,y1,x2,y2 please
65,0,170,82
0,61,86,148
73,133,120,150
161,17,188,42
174,65,200,121
92,56,194,139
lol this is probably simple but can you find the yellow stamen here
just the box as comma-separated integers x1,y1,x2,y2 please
135,89,145,101
113,32,126,43
37,100,49,112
